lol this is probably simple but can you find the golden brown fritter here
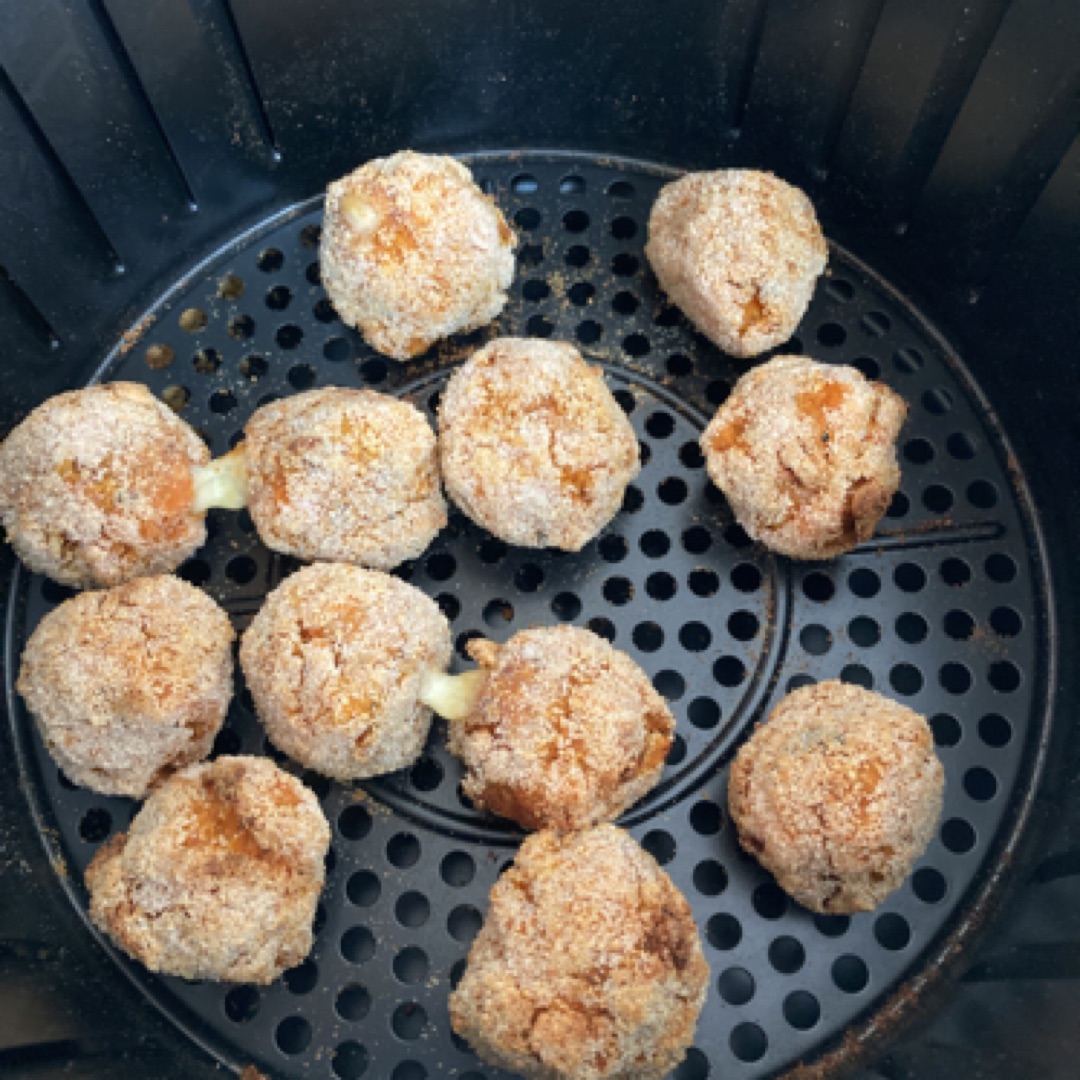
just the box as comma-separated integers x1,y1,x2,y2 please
729,680,945,913
701,356,907,559
240,563,451,780
243,387,446,570
439,338,640,551
0,383,208,588
86,756,329,984
448,626,673,832
450,825,709,1080
17,575,234,798
321,151,515,359
646,169,827,357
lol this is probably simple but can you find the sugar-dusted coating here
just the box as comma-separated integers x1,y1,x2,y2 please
0,382,208,588
702,356,907,559
448,626,673,831
86,756,329,984
439,338,640,551
646,169,827,357
729,681,945,913
240,563,451,780
320,151,515,359
450,825,709,1080
243,387,446,570
17,575,234,798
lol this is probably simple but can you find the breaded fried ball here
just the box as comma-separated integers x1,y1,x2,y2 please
646,169,827,357
450,825,709,1080
439,338,640,551
729,681,945,913
243,387,446,570
0,383,208,588
86,756,328,984
702,356,907,559
240,563,451,780
17,575,234,798
321,151,515,359
448,626,674,831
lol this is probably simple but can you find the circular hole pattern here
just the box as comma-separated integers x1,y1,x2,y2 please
387,833,421,869
395,891,430,928
276,1016,312,1055
440,851,475,887
347,870,380,908
913,867,947,903
284,960,318,995
784,990,820,1030
942,817,976,853
769,936,806,975
448,904,483,944
393,946,429,985
693,860,727,896
719,966,755,1006
332,1042,368,1079
225,985,259,1023
730,1022,767,1063
642,829,676,865
832,954,869,993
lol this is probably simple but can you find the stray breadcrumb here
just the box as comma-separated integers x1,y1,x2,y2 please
450,825,709,1080
646,169,827,357
702,356,907,559
449,626,673,831
240,563,451,780
18,575,234,798
86,756,329,984
729,680,944,913
244,387,446,569
321,151,515,359
439,338,640,551
0,383,208,588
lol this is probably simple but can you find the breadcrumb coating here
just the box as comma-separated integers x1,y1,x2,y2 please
645,169,827,358
18,575,234,798
449,627,673,832
321,151,515,359
729,681,945,913
0,383,208,588
439,338,640,551
702,356,907,559
450,825,709,1080
240,563,451,780
86,756,329,984
244,387,446,570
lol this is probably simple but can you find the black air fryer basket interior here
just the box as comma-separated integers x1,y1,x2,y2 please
1,3,1079,1079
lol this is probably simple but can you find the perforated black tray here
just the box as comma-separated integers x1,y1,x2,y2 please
3,153,1052,1080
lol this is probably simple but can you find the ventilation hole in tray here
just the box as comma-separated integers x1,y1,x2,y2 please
690,801,722,834
332,1041,369,1078
816,322,846,347
913,868,947,903
588,616,615,641
894,347,924,373
707,913,742,951
392,1062,426,1080
284,960,318,995
599,534,628,562
719,966,755,1006
409,756,443,792
514,207,540,231
393,947,429,985
448,905,482,944
347,871,380,908
276,1016,312,1055
753,882,788,920
799,624,832,655
832,954,869,994
79,808,111,843
802,572,834,602
145,342,175,369
688,697,721,730
440,851,475,887
693,860,727,896
942,818,976,854
641,829,676,865
633,621,663,652
563,209,589,232
566,244,591,267
979,713,1012,747
339,806,372,841
931,713,962,747
225,985,260,1023
784,990,821,1030
944,610,975,640
387,833,421,869
730,1022,767,1062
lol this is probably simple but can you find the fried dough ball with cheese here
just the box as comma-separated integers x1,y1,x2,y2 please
86,756,328,984
17,575,234,798
243,387,446,570
240,563,451,780
729,681,945,913
448,626,674,831
702,356,907,559
450,825,709,1080
646,169,827,357
439,338,640,551
0,383,208,588
321,151,515,359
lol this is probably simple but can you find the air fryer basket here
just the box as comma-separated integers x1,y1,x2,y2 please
1,4,1078,1080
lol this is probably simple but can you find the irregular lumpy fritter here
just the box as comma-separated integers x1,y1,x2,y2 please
86,756,329,984
701,356,907,559
320,151,515,359
240,563,451,780
243,387,446,569
729,681,945,914
645,169,827,358
0,382,208,588
450,825,709,1080
439,338,640,551
17,575,234,798
448,626,674,832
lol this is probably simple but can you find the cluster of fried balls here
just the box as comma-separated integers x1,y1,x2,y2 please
0,151,944,1080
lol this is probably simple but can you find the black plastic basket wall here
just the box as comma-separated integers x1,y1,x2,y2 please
1,3,1079,1080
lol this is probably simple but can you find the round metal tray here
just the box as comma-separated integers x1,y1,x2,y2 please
4,153,1052,1079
